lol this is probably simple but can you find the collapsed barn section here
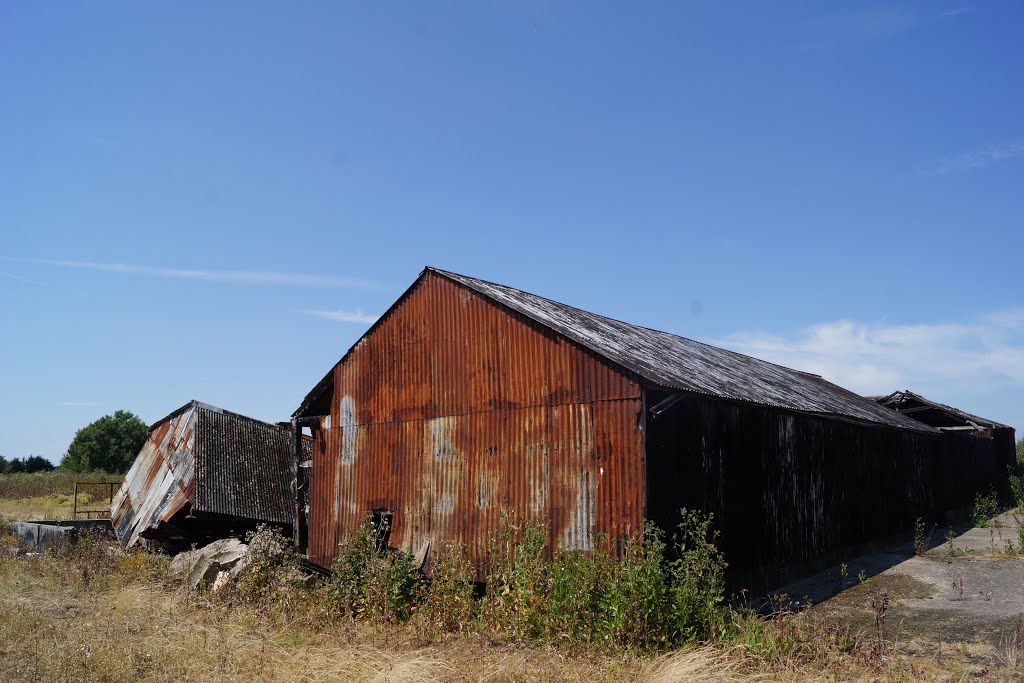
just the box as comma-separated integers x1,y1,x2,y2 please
112,401,305,550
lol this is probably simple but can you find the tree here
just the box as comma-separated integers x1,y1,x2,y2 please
24,455,55,473
60,410,149,473
1018,436,1024,467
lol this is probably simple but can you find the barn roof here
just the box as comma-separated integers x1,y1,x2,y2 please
296,267,935,432
875,390,1011,432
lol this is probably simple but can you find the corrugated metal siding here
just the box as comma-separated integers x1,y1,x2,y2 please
193,406,295,524
111,410,196,547
308,272,643,574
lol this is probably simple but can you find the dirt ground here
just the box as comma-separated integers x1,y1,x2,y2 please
778,510,1024,666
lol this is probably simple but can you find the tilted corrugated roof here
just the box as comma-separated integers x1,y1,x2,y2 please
430,268,936,432
192,403,297,524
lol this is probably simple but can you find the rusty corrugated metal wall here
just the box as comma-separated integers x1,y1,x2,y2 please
308,272,644,574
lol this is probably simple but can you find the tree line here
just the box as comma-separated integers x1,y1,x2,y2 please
0,455,55,473
3,410,150,476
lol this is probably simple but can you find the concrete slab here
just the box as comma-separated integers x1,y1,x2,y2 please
773,508,1024,662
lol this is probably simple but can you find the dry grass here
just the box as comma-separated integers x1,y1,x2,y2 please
0,529,1009,683
0,471,121,522
0,490,111,521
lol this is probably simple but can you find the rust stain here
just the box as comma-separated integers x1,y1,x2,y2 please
307,272,644,576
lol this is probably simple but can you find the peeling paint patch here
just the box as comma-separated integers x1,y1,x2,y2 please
340,396,357,465
563,469,595,551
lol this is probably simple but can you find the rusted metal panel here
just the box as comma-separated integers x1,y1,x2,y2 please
309,402,644,575
112,410,195,547
307,272,644,573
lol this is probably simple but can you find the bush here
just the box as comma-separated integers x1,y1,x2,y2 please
415,542,476,634
667,508,727,643
481,510,550,641
972,489,1000,528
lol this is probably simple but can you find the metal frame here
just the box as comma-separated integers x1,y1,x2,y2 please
72,481,120,519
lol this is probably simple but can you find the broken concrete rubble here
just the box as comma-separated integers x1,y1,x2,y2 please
169,536,315,591
170,538,249,589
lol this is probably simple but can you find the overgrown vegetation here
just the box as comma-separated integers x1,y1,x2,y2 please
321,508,727,652
913,517,935,556
0,470,122,499
971,488,1001,528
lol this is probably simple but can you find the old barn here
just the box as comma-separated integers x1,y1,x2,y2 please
293,268,1007,589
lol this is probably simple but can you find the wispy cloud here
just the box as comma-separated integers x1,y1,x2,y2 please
939,7,971,18
21,259,379,289
715,308,1024,428
2,272,45,286
798,7,918,49
61,401,101,407
922,141,1024,175
799,5,972,51
298,308,379,324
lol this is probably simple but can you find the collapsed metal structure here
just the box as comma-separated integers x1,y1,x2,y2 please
293,267,1014,589
111,401,304,549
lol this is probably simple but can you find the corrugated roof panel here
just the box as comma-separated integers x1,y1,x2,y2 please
431,268,935,432
192,404,296,524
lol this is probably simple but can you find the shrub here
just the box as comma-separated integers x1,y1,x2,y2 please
323,508,728,651
481,510,550,642
972,489,1000,528
367,549,423,622
324,514,422,622
667,509,727,643
415,542,476,634
229,525,298,604
913,517,936,556
481,507,727,650
324,516,380,618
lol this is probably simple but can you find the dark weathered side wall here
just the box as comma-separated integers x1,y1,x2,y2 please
308,272,645,574
646,393,1007,591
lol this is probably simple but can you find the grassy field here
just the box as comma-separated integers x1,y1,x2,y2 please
0,528,1002,682
0,474,1012,681
0,471,122,521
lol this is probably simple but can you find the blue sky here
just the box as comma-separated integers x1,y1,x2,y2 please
1,2,1021,463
